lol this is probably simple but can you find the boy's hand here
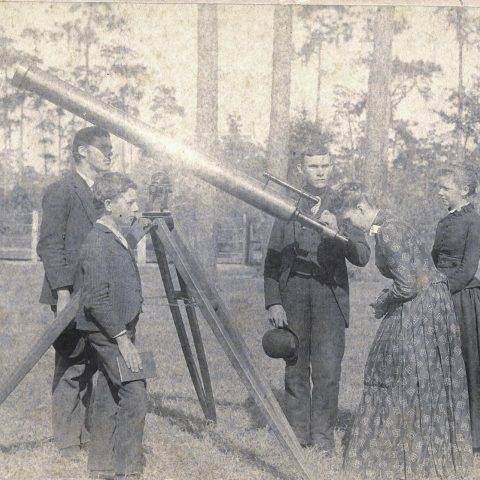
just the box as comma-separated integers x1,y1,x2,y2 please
117,334,143,373
56,288,71,313
267,304,288,328
138,217,153,233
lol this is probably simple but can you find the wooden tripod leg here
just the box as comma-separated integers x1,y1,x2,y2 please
177,274,216,422
161,226,300,448
154,220,313,480
0,292,81,406
149,228,211,421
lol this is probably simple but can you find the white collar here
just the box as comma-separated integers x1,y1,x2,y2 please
97,218,129,250
449,202,470,214
369,224,381,236
75,168,95,189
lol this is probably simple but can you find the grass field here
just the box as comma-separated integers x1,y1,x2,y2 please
0,262,478,480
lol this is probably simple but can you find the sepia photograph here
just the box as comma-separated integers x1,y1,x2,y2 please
1,1,480,479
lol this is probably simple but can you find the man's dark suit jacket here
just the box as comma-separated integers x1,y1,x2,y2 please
264,188,371,327
37,171,100,306
75,223,143,339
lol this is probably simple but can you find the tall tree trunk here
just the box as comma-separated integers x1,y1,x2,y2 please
3,66,9,152
267,5,292,180
121,141,126,173
260,5,293,273
195,4,218,278
85,4,93,89
57,110,62,167
456,7,465,160
315,38,323,126
19,96,25,162
362,6,394,197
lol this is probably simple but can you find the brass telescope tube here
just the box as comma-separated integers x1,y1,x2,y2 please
11,64,347,244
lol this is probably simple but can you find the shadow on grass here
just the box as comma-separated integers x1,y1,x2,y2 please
151,390,355,435
0,436,53,454
243,388,355,435
149,392,293,480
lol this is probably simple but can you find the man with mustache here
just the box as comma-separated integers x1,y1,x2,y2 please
37,126,114,459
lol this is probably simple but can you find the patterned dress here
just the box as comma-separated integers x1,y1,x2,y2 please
343,210,472,479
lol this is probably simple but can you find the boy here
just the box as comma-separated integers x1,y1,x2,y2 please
76,172,147,479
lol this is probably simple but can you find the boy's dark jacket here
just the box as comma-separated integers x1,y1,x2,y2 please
263,187,371,327
75,222,143,338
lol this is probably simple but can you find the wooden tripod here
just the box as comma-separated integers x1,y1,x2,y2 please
145,214,313,480
144,210,216,423
0,213,312,480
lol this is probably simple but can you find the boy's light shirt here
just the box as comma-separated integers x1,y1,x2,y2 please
96,218,129,250
75,168,95,189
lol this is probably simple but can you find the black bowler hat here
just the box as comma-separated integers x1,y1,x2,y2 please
262,327,299,365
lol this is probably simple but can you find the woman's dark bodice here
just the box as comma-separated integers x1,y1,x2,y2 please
432,203,480,293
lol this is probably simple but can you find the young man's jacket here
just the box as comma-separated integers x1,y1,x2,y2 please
37,171,101,306
37,170,147,307
264,186,371,327
75,223,143,339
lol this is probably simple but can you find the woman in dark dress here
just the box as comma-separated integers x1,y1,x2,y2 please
432,165,480,454
335,183,472,479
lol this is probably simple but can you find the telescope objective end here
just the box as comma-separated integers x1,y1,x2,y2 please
10,63,31,90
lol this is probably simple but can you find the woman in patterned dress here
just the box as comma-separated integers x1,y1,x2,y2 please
335,183,472,479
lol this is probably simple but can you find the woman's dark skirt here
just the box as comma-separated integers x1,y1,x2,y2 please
453,286,480,451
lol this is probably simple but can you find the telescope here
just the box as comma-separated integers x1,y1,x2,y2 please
10,64,348,245
263,172,320,205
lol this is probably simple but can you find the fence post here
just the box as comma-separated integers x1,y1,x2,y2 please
31,210,39,263
137,235,147,265
242,214,251,265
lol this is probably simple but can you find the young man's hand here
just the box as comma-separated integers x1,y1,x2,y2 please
310,197,322,217
266,304,288,328
117,334,143,373
318,210,338,231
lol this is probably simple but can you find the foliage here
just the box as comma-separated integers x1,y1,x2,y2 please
297,6,354,63
0,4,185,213
437,75,480,157
390,58,442,114
216,113,267,223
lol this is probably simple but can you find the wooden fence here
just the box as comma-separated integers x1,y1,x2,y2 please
0,211,262,266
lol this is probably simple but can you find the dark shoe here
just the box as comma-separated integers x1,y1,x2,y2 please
59,445,82,462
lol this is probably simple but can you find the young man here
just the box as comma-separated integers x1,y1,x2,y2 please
37,126,113,457
76,172,147,480
263,145,370,453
